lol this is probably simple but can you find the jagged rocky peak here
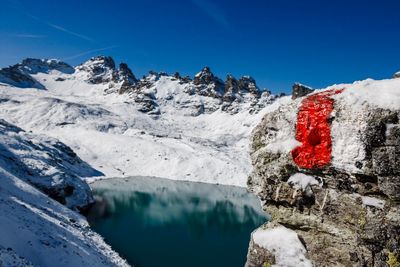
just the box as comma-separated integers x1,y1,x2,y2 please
291,82,314,99
223,74,239,101
238,76,259,95
20,58,75,74
116,69,160,115
172,71,191,84
194,66,217,84
76,55,117,84
194,66,223,85
173,72,181,79
115,63,138,94
193,66,224,97
117,63,137,82
81,55,116,70
224,74,261,100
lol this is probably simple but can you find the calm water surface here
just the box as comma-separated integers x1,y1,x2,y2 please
88,177,268,267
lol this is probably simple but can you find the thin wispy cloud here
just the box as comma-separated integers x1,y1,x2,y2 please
12,7,96,43
47,23,95,42
190,0,231,30
3,1,95,42
11,33,46,38
64,45,119,61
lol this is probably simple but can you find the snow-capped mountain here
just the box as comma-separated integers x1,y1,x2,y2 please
0,56,281,186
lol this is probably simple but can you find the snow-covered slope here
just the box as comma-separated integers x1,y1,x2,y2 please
0,119,127,267
0,119,102,210
0,163,128,267
0,56,280,187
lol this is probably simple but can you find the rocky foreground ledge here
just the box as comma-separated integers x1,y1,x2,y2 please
246,78,400,266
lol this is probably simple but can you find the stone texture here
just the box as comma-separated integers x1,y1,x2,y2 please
76,56,116,84
247,92,400,266
292,83,314,99
246,236,276,267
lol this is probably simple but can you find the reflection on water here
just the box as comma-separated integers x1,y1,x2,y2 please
88,177,268,267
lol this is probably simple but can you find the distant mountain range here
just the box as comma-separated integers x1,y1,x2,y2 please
0,56,281,116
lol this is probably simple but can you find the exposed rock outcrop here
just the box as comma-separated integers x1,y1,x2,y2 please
292,83,314,99
76,56,116,84
20,58,75,74
0,65,44,89
246,79,400,266
193,66,225,98
115,63,138,94
394,71,400,78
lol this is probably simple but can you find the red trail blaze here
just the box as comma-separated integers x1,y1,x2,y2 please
291,89,344,169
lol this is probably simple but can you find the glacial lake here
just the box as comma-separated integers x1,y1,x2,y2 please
87,177,268,267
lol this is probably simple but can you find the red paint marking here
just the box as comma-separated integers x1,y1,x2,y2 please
291,89,344,169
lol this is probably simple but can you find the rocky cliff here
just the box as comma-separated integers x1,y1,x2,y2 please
246,78,400,266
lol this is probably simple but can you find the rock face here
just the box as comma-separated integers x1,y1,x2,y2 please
116,62,138,94
0,119,103,211
193,66,225,98
0,58,74,89
247,79,400,267
0,65,44,89
76,56,116,84
292,83,314,99
20,58,75,74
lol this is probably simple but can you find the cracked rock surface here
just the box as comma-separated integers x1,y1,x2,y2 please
246,80,400,267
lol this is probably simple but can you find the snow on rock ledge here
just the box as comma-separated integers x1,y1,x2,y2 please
247,78,400,266
246,223,312,267
0,119,103,211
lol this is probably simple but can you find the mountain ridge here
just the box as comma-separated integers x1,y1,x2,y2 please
0,56,276,115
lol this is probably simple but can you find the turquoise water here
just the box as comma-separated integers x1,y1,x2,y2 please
88,177,267,267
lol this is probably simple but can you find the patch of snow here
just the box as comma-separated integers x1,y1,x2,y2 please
332,78,400,111
361,196,385,209
288,173,322,196
266,138,300,154
252,226,312,267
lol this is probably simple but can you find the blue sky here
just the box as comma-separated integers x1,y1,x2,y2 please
1,0,400,93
